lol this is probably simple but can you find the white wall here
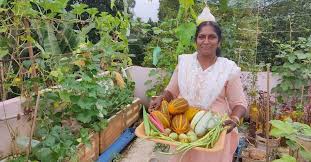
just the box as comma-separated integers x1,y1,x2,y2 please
125,66,281,107
0,97,31,158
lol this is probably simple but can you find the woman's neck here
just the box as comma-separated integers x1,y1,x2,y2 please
197,52,217,70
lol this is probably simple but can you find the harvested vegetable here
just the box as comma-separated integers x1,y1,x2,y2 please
179,133,189,143
163,128,172,136
149,115,165,133
169,132,178,140
143,106,150,136
190,110,206,129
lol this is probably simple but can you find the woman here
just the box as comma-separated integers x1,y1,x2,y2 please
148,21,247,162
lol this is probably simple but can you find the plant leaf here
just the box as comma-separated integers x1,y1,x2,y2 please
272,154,296,162
44,22,61,56
152,46,161,66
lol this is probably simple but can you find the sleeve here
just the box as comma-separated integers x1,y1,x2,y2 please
225,72,248,110
165,66,180,98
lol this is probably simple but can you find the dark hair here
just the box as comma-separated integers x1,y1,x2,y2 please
195,21,222,57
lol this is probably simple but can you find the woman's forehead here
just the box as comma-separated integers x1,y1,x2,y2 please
198,26,217,35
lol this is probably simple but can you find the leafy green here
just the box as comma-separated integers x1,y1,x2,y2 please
273,154,296,162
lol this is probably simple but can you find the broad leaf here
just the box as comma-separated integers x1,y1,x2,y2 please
270,120,296,137
0,48,8,58
44,22,61,56
35,148,56,162
152,46,161,66
71,3,88,15
77,23,96,44
179,0,194,10
272,154,296,162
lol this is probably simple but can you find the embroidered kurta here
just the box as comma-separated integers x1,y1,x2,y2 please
165,53,247,162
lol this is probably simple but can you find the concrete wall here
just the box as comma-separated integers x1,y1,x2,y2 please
0,97,31,158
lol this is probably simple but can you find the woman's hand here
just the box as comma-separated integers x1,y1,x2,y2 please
223,118,239,134
148,96,163,112
148,90,174,113
224,105,246,133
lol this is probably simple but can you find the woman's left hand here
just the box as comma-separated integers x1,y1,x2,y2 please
223,118,238,134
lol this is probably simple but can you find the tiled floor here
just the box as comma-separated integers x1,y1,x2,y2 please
120,138,172,162
120,138,155,162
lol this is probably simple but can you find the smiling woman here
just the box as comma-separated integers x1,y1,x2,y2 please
147,6,248,161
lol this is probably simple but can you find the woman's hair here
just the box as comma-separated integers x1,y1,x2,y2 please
195,21,222,57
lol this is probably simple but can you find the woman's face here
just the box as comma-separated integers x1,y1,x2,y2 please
196,25,220,56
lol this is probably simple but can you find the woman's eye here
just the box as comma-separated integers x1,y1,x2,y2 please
209,35,217,39
198,35,205,39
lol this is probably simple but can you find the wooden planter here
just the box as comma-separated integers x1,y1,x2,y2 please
76,133,99,162
99,98,141,153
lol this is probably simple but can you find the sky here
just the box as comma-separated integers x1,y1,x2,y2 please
132,0,159,22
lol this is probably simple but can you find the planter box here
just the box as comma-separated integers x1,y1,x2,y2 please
0,97,31,159
76,133,99,162
99,98,141,153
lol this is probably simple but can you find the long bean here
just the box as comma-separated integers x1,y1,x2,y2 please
142,106,150,136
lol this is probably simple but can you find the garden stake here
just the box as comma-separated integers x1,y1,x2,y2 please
300,85,304,107
23,18,40,160
266,64,271,162
26,91,40,160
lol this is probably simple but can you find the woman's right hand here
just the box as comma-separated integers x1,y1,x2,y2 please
148,96,163,113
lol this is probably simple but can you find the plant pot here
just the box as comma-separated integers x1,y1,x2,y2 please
255,132,280,150
99,98,141,153
241,147,266,162
76,132,99,162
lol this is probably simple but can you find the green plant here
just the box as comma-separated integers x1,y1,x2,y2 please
270,119,311,161
142,0,201,97
31,125,78,162
273,154,296,162
272,36,311,105
1,0,134,161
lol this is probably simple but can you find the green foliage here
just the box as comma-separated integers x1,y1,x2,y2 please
270,120,311,161
158,0,179,21
32,126,77,162
273,154,296,162
1,0,135,161
272,36,311,103
257,0,311,65
128,19,153,65
142,1,204,97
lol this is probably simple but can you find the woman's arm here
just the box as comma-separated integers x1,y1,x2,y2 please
224,73,248,133
148,67,179,112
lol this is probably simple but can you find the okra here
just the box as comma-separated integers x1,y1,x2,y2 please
143,106,151,136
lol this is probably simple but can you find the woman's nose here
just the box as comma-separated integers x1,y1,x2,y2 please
203,37,210,44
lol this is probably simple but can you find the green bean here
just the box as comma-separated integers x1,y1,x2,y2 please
143,106,151,136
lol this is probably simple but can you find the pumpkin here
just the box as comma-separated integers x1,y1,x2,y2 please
171,114,190,134
184,106,200,122
151,111,171,128
160,100,170,117
168,98,189,115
